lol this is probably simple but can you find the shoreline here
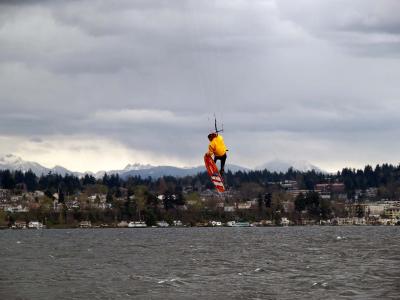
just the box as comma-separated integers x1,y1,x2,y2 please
2,224,399,230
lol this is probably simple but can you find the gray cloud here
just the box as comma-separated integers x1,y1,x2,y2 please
29,137,43,143
0,0,400,171
277,0,400,56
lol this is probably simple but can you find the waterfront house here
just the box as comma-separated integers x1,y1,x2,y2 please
11,195,22,202
280,180,298,190
331,183,345,193
332,218,353,225
287,189,311,198
315,183,330,193
237,202,252,210
351,217,367,225
298,219,317,225
363,202,386,216
224,205,235,212
320,192,331,200
34,190,45,197
384,206,400,219
379,218,397,226
6,205,29,213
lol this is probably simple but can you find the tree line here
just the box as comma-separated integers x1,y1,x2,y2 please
2,163,400,195
1,163,400,226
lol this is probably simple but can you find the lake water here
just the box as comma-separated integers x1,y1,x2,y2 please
0,227,399,299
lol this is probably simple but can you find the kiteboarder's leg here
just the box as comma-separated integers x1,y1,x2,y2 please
213,155,221,173
214,154,227,176
220,153,227,176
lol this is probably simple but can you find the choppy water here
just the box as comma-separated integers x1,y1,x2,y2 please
0,226,399,300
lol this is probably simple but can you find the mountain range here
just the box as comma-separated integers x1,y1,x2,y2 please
255,159,324,174
0,154,324,179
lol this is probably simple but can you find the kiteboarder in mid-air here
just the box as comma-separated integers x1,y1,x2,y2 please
204,116,228,193
206,132,228,176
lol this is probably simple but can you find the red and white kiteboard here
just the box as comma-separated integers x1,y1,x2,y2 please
204,154,225,193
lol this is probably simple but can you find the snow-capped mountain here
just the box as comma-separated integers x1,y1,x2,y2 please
123,163,154,171
116,163,248,179
0,154,323,179
0,154,249,179
94,162,249,179
0,154,84,177
94,163,155,178
51,165,83,177
256,159,325,173
0,154,50,175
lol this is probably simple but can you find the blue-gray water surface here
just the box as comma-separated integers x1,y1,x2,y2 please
0,227,399,300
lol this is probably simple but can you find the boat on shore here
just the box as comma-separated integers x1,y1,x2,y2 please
156,221,169,227
128,221,147,228
226,221,252,227
28,221,45,229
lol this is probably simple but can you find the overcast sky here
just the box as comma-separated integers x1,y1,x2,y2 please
1,0,400,172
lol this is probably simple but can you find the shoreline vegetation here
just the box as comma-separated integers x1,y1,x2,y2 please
1,164,400,229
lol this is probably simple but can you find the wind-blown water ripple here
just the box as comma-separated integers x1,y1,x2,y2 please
0,227,399,299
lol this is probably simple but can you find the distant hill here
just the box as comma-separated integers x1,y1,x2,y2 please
256,159,325,173
118,163,249,179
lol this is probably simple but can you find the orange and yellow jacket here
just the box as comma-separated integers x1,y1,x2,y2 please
208,134,227,157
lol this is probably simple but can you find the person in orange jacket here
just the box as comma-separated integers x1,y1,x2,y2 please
207,132,228,175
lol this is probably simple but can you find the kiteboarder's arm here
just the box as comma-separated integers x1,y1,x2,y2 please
208,142,215,157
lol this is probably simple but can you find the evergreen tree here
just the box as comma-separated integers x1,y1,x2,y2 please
1,170,15,189
294,193,306,212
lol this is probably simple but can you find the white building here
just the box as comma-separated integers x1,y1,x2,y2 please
224,206,235,212
237,202,252,210
34,190,45,197
6,205,29,213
